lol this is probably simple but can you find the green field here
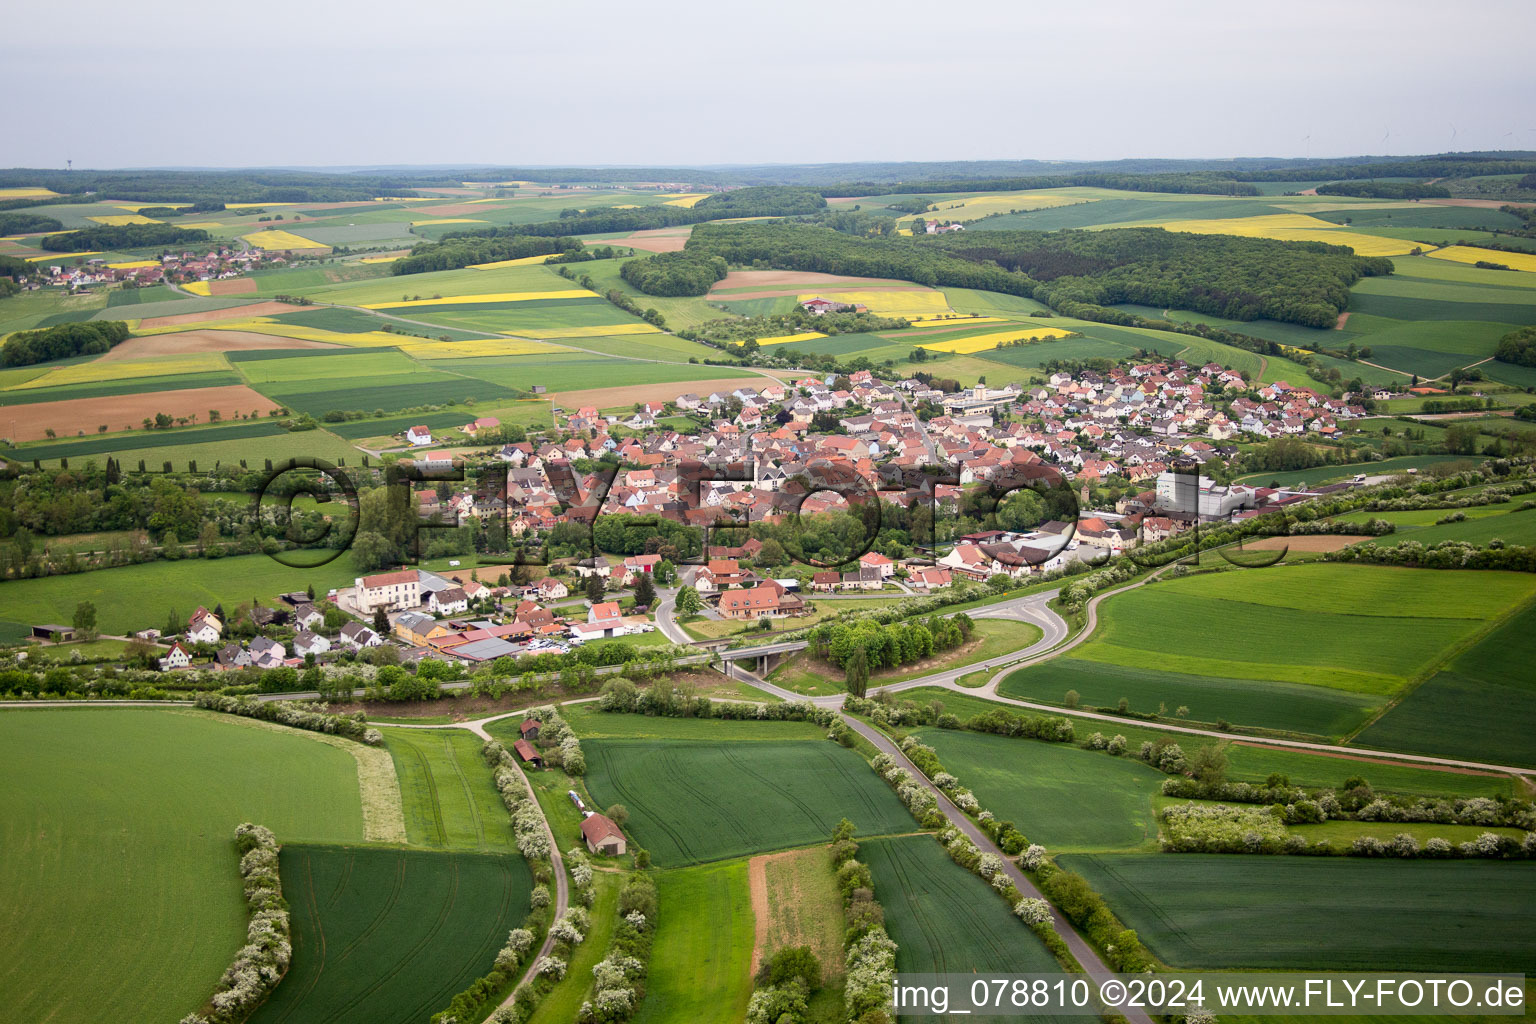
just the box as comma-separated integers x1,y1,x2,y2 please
633,862,755,1024
383,727,517,851
581,736,914,866
1064,563,1536,697
1232,454,1476,487
999,656,1382,738
0,708,366,1024
1355,601,1536,767
1060,854,1536,971
529,872,624,1024
895,687,1517,799
448,353,754,394
913,728,1163,851
249,844,531,1024
0,552,358,634
860,834,1060,1024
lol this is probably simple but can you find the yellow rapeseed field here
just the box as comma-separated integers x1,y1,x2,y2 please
108,202,190,212
662,194,709,208
918,327,1072,354
242,229,329,250
1426,245,1536,274
175,222,224,230
1153,214,1421,257
27,251,100,261
179,281,213,296
87,214,160,226
754,332,827,346
395,338,574,358
921,193,1083,222
106,260,162,270
13,353,230,389
363,290,596,309
515,323,663,339
908,314,1006,326
799,290,951,316
360,255,403,264
467,254,559,270
0,188,60,199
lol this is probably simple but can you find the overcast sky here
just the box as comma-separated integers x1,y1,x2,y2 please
6,0,1534,170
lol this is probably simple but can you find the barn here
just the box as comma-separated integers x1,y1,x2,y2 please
579,813,627,856
513,739,545,768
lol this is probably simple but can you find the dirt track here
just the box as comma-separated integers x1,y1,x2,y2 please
8,384,281,442
99,330,339,360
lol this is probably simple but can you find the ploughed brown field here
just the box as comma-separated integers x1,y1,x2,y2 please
1242,534,1375,552
12,385,282,441
98,330,339,360
206,278,257,295
137,300,305,330
608,226,692,252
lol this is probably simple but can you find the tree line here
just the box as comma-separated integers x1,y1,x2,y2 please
817,171,1262,199
40,223,210,252
390,234,584,275
1495,326,1536,367
0,212,63,234
435,186,827,241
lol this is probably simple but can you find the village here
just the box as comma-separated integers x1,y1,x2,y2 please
136,351,1387,675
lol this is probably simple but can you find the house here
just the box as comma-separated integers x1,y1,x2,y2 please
292,603,324,631
395,611,449,646
694,558,749,592
293,630,331,657
810,570,841,592
908,567,952,590
158,642,193,671
519,718,542,741
216,643,252,670
355,570,422,613
339,622,383,649
406,425,433,446
622,553,662,575
572,558,612,579
248,637,286,669
429,587,469,616
717,583,803,620
513,739,545,768
580,813,627,856
858,551,896,579
840,567,884,591
535,577,569,600
587,601,624,636
187,608,223,644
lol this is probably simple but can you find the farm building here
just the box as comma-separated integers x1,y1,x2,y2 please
519,718,542,741
355,570,422,614
513,739,544,768
30,624,75,642
580,813,627,856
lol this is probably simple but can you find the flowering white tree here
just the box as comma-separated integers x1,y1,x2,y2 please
1014,897,1052,925
1020,844,1048,870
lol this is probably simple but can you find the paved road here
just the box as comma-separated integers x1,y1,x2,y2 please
841,714,1155,1024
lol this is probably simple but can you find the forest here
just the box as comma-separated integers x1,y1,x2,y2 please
682,308,907,345
391,234,584,275
618,251,727,296
0,212,64,234
39,223,211,252
1315,182,1451,199
818,171,1261,199
0,169,443,205
1,320,131,367
1495,326,1536,367
689,221,1390,328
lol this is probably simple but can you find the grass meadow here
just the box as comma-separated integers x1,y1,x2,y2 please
913,728,1164,852
0,553,359,635
249,845,531,1024
1059,854,1536,971
633,861,755,1024
0,708,365,1024
382,727,518,852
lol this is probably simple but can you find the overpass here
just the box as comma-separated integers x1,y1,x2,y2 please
695,637,809,675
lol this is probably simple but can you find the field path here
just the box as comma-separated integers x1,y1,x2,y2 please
839,714,1157,1024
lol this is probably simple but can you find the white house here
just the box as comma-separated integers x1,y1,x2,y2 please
429,587,469,616
355,570,421,614
406,425,433,446
339,622,383,649
159,642,193,671
293,630,331,657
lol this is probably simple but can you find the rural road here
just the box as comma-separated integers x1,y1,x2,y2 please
841,714,1157,1024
